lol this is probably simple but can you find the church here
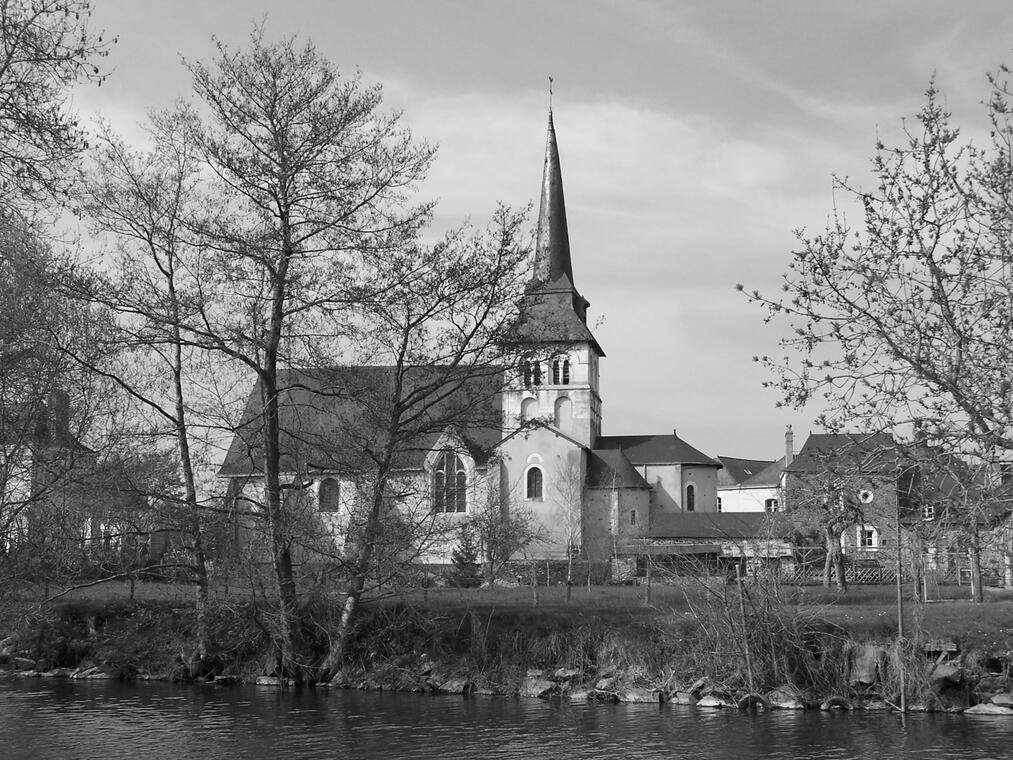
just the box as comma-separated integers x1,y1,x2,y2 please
220,110,785,570
499,110,731,561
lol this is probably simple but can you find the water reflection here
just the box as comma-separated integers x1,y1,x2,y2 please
0,679,1009,759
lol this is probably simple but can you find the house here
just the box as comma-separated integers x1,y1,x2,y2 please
716,426,794,514
0,390,167,572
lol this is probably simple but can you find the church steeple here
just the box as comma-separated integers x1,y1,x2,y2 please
515,107,603,356
531,111,574,289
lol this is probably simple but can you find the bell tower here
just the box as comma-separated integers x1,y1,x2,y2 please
503,110,604,446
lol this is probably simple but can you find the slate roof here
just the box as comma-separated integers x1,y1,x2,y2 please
716,456,776,487
785,433,899,474
587,448,651,490
219,366,503,478
596,433,721,468
514,286,604,355
650,512,771,540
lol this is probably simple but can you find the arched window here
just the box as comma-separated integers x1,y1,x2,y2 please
319,478,340,513
521,397,538,421
433,450,467,513
630,509,637,525
551,358,571,385
522,360,543,387
526,466,543,500
685,484,696,512
554,396,572,430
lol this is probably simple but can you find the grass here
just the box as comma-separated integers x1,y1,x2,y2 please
393,581,1013,652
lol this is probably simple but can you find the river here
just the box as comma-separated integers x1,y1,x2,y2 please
0,678,1011,759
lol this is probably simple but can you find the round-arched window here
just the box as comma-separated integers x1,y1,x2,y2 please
526,466,544,500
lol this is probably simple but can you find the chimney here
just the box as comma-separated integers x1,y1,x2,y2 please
784,425,794,467
672,427,678,439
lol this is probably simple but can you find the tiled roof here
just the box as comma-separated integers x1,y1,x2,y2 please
716,456,776,487
596,433,721,467
587,448,651,490
650,512,771,540
219,366,502,478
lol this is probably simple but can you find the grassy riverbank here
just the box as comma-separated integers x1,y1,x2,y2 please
3,580,1013,709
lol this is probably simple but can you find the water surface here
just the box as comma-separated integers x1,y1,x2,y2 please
1,678,1010,759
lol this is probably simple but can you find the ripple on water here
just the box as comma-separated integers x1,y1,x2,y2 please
1,680,1012,760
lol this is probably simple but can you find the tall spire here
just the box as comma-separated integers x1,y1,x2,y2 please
530,109,574,289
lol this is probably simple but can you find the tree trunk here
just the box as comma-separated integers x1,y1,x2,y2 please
824,526,847,592
319,577,363,682
969,526,984,604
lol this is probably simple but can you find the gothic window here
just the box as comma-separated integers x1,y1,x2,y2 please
526,466,543,500
432,450,467,513
318,477,340,513
685,484,696,512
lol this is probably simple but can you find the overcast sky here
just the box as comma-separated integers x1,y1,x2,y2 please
73,0,1013,460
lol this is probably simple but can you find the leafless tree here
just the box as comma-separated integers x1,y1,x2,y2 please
747,74,1013,599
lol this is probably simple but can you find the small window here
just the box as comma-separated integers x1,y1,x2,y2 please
630,509,637,525
922,504,936,521
858,526,878,548
686,484,696,512
526,467,543,500
522,360,532,388
319,478,340,513
764,498,779,513
532,362,542,386
717,497,722,513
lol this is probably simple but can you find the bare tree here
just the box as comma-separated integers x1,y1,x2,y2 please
69,114,222,671
747,74,1013,597
469,476,540,587
314,207,530,680
0,0,112,210
155,28,435,670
